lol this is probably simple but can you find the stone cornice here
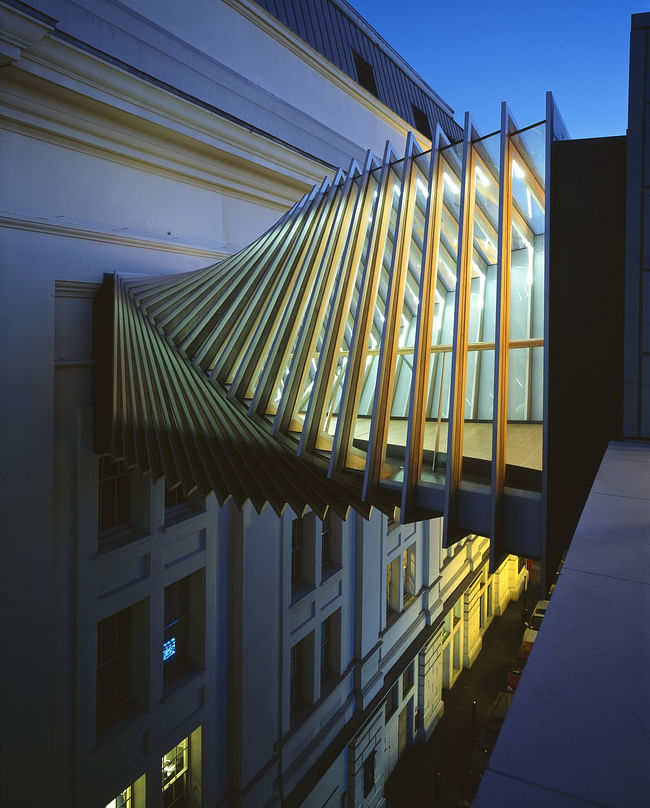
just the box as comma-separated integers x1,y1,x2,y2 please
0,1,54,65
0,59,321,211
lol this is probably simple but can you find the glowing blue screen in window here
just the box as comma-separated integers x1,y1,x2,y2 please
163,637,176,662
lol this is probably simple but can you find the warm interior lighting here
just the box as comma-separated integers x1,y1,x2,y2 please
443,171,460,195
416,178,429,198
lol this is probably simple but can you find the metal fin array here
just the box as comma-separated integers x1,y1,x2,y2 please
96,100,560,544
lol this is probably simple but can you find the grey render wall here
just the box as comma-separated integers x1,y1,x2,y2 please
625,11,650,438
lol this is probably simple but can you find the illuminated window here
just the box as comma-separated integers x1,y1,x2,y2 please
402,545,416,602
105,785,132,808
386,558,400,614
352,51,378,96
96,607,132,734
98,456,131,539
162,736,189,808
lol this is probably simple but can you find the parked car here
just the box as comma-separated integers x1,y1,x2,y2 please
515,640,533,662
506,667,523,692
523,599,549,643
478,692,514,753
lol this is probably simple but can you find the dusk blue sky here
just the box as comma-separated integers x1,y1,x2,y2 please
350,0,648,139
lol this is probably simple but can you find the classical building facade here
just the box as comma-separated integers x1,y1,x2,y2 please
0,2,531,807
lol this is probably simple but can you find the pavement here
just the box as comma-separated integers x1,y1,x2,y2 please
384,562,542,808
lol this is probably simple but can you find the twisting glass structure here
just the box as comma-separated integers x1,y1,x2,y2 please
95,94,568,565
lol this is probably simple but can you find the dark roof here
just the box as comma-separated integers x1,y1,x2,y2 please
252,0,463,142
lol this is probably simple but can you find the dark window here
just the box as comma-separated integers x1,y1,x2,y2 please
412,104,432,139
165,484,185,511
164,577,190,686
352,51,378,97
320,609,340,682
363,751,376,797
385,682,398,721
320,618,330,681
321,511,332,570
402,660,415,695
97,607,132,733
290,640,304,714
162,735,190,808
98,456,131,537
164,481,202,526
290,632,314,723
291,518,304,592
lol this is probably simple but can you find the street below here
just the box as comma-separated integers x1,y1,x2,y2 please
385,562,542,807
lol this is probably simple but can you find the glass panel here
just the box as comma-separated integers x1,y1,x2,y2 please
461,131,500,483
345,162,402,470
320,170,380,443
421,142,462,484
505,124,545,484
381,151,431,482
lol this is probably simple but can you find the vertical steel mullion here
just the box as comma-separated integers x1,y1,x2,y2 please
363,134,420,499
273,161,361,436
251,171,346,417
401,128,448,518
209,185,322,385
490,102,516,566
226,180,331,399
443,114,478,546
298,151,379,457
328,141,400,477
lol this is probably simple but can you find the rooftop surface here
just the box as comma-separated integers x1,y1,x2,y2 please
473,440,650,808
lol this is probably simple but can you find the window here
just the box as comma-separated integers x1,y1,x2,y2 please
320,609,340,682
96,607,132,733
403,545,416,602
363,751,376,797
321,511,341,579
162,735,189,808
385,682,398,721
352,51,378,96
412,103,432,139
163,577,190,685
104,775,145,808
387,515,399,533
291,515,315,597
164,481,203,526
386,558,400,615
163,571,204,688
290,632,314,721
402,661,415,695
453,598,462,626
105,785,132,808
291,517,305,592
98,456,131,538
321,511,332,572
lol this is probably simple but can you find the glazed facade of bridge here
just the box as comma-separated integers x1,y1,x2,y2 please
95,94,568,568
